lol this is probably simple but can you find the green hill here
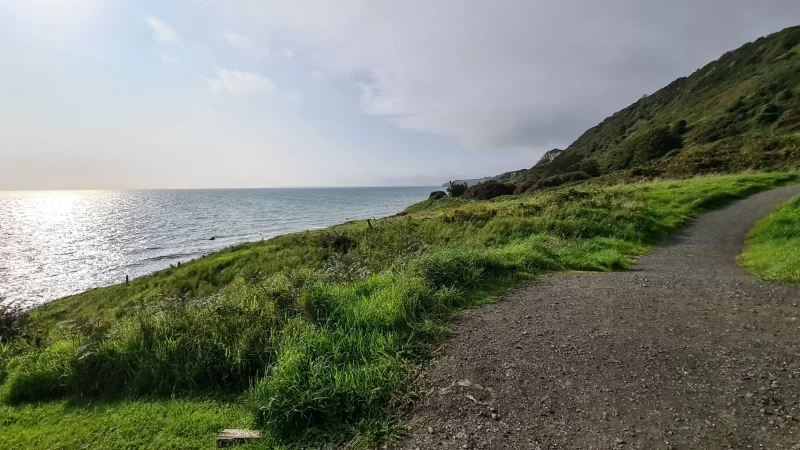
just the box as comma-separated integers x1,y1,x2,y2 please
501,25,800,191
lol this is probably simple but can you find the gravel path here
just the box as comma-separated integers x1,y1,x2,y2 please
395,185,800,450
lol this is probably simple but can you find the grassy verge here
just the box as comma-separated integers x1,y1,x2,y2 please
2,173,798,448
0,398,254,449
740,194,800,281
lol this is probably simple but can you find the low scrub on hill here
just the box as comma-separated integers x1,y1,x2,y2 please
463,180,515,200
2,173,798,448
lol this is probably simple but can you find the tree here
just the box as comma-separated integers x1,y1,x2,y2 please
463,180,515,200
447,181,468,197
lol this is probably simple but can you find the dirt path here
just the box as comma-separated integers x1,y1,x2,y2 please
395,185,800,450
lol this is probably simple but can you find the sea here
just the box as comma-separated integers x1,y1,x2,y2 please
0,187,435,305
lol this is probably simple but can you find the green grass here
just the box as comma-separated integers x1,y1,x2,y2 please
0,398,253,449
740,194,800,281
2,172,799,449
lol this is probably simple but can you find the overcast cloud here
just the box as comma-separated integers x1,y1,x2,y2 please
224,0,800,149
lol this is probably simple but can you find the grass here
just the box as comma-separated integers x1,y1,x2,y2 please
740,194,800,281
2,172,799,449
0,398,253,449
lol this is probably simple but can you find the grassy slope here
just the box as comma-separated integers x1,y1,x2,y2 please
500,25,800,187
2,173,798,449
740,194,800,281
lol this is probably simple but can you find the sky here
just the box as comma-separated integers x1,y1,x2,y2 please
1,1,799,189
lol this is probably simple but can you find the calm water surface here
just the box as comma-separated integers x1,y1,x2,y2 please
0,187,434,305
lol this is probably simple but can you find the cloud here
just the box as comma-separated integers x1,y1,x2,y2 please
145,16,181,46
283,49,295,61
206,0,800,149
312,71,325,80
222,30,253,50
207,66,275,95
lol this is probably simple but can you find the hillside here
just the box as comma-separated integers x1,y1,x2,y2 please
494,25,800,190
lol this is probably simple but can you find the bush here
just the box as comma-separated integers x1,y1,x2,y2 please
1,298,29,344
607,126,683,170
578,159,601,177
776,89,794,102
428,191,446,200
528,171,592,192
463,180,515,200
672,119,688,135
756,103,782,124
513,182,532,195
446,182,468,197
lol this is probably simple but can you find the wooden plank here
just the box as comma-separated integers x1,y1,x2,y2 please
217,429,263,448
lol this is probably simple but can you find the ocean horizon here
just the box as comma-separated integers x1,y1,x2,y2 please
0,186,436,305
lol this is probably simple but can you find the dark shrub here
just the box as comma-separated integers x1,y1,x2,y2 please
607,126,683,170
1,298,30,344
318,233,356,254
757,103,782,124
428,191,446,200
513,182,533,195
776,89,794,102
672,119,688,135
578,158,601,177
531,171,592,191
463,180,515,200
446,182,468,197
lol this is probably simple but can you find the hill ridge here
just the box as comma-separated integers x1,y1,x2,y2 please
458,25,800,191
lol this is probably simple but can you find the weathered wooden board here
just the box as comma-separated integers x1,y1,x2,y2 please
217,429,263,448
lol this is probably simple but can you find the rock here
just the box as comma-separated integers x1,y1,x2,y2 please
209,236,216,241
428,426,434,434
429,191,447,200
